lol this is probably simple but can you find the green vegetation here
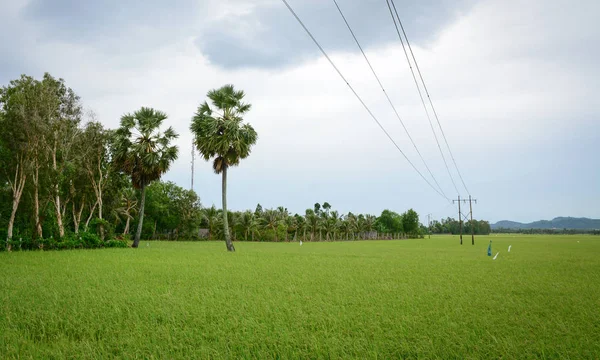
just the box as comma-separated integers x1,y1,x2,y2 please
1,235,599,358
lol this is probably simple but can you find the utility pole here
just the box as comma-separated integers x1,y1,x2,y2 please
427,213,432,239
469,195,477,245
453,196,463,244
191,139,195,192
453,196,477,245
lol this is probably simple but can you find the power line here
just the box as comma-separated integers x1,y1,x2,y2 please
389,0,470,195
331,0,449,201
280,0,447,201
385,0,459,196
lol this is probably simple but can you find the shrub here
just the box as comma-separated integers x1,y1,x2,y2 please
106,239,128,248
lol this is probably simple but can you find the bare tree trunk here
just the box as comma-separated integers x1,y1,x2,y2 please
51,142,65,238
33,163,42,239
84,200,98,231
98,196,104,240
53,190,64,238
222,165,234,252
133,184,146,248
123,217,131,235
7,161,27,241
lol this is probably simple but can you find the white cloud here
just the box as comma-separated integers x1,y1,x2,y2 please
1,0,598,222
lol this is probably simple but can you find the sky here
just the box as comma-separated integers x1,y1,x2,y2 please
0,0,598,223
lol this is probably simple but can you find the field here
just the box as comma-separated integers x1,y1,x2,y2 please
1,235,599,359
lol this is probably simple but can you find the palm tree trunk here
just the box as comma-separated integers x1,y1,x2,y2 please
222,165,234,251
133,184,146,248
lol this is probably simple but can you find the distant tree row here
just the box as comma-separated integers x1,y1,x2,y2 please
428,217,491,235
195,203,423,242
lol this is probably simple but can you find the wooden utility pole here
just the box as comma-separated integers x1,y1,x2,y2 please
453,196,477,245
427,213,432,239
469,195,477,245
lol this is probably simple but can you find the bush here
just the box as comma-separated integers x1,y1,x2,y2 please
0,231,129,252
88,218,115,240
106,239,128,248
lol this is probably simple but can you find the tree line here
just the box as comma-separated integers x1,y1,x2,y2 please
0,72,469,252
428,217,491,235
195,203,423,243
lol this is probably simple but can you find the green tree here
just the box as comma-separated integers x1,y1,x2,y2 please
402,209,420,237
190,85,258,252
112,107,179,248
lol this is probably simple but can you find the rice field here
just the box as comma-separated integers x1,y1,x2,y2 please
1,235,599,359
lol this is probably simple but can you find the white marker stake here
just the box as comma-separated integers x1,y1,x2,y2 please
508,245,512,252
300,241,303,246
493,252,499,260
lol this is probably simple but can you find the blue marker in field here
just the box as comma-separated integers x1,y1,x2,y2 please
487,240,492,256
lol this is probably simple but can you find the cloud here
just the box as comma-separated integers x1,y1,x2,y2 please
0,0,598,222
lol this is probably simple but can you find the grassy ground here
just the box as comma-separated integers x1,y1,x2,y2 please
1,235,599,359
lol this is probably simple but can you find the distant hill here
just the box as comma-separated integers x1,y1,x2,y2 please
492,217,600,230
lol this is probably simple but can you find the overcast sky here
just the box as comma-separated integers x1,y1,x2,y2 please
1,0,598,223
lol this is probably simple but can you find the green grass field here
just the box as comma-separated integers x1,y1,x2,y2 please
1,235,599,359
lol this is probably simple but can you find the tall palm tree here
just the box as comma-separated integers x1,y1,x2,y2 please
113,107,178,248
190,85,258,252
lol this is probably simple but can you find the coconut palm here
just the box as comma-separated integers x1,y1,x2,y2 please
190,85,258,252
262,209,281,242
202,205,220,240
239,211,258,241
112,107,178,248
305,209,319,241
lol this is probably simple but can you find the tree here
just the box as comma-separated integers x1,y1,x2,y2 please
80,120,111,239
262,209,281,242
239,211,258,241
322,202,331,215
112,107,179,248
0,75,36,241
203,205,220,240
305,209,319,241
402,209,420,237
116,187,137,235
190,84,258,252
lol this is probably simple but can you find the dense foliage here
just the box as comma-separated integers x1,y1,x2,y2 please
197,203,424,242
428,217,491,235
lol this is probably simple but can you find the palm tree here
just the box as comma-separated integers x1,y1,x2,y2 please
330,210,341,241
239,211,258,241
113,107,178,248
294,214,306,241
305,209,319,241
285,215,296,242
190,85,258,252
202,205,220,240
262,209,281,242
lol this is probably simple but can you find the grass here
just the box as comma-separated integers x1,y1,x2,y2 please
1,235,599,359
